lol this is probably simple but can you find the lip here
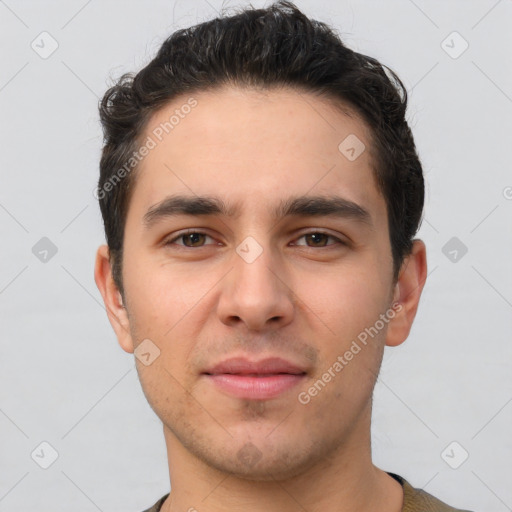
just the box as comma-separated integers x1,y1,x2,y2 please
204,356,308,375
202,357,308,400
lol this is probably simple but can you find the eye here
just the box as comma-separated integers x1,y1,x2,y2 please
165,231,218,248
292,231,345,248
163,230,345,249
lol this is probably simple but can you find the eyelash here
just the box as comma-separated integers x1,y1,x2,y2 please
164,230,346,248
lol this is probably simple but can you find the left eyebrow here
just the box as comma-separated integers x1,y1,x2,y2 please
275,195,373,228
143,194,373,229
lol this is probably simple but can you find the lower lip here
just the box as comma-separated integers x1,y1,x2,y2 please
204,373,306,400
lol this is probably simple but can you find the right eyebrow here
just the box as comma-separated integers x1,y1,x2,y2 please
143,195,239,229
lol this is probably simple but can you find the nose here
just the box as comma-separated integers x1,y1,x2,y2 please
216,241,295,332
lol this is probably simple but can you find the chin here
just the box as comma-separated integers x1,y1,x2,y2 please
198,439,322,482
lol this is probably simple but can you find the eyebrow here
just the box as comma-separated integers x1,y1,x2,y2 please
143,194,373,229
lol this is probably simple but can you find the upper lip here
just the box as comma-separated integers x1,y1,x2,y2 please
203,357,308,375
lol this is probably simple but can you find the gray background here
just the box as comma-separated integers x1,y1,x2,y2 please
0,1,511,511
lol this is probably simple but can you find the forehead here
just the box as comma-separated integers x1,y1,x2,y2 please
131,86,384,222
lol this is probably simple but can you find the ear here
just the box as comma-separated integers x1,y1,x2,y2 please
94,244,135,353
385,239,427,347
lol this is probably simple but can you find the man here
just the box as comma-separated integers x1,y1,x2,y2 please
94,1,474,511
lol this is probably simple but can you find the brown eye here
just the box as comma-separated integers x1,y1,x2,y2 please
305,233,329,247
181,233,206,247
165,232,216,247
293,232,344,247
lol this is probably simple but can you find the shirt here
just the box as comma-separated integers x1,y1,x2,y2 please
140,472,474,512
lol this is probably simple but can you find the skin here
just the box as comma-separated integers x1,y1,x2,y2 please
95,86,427,512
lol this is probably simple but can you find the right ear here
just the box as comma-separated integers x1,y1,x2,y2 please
94,244,135,353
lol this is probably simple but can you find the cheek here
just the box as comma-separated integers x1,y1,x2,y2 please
297,264,387,333
122,253,214,372
298,267,390,386
135,354,198,427
122,251,188,323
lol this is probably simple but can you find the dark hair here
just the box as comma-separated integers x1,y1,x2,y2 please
98,0,424,297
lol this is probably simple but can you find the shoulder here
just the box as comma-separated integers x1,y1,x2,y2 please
140,492,170,512
388,473,475,512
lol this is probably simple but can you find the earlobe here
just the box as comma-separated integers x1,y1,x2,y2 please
385,239,427,348
94,244,135,354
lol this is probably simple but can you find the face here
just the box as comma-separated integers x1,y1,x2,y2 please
97,86,420,482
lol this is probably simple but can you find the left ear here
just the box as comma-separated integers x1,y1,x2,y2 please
385,239,427,347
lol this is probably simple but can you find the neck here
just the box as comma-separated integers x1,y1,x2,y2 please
160,408,403,512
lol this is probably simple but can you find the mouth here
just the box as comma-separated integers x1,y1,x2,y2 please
202,357,308,400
